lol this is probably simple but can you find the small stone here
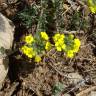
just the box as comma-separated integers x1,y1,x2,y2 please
66,72,83,84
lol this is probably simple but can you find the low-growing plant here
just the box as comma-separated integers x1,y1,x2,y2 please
53,33,81,58
18,0,81,62
17,4,39,28
52,82,65,96
20,32,81,62
20,32,52,62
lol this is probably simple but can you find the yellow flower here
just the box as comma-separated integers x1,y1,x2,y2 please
72,38,80,53
53,33,61,42
20,45,28,54
25,34,34,44
55,39,65,51
26,48,33,58
56,46,62,51
45,41,52,50
53,33,64,42
55,42,62,51
62,44,66,50
53,33,65,51
74,38,81,47
55,42,59,46
58,39,64,44
89,6,96,13
73,45,80,52
40,32,49,40
60,34,65,39
66,50,74,58
20,45,35,58
55,41,63,51
35,55,41,62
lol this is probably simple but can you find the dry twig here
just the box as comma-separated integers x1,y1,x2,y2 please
76,86,96,96
4,82,19,96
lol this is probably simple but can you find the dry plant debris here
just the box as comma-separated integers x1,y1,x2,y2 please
0,0,96,96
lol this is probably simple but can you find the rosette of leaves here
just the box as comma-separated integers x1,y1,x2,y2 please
52,82,65,96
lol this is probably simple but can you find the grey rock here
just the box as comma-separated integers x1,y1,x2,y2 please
0,13,14,89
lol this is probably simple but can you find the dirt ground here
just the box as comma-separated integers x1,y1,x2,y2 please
0,0,96,96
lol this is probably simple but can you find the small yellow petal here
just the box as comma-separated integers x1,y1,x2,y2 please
90,7,96,13
25,48,33,58
20,45,29,54
66,50,74,58
74,39,81,47
56,47,62,51
55,42,59,47
45,42,52,50
73,45,80,52
60,34,65,39
62,44,66,50
41,32,49,40
35,55,41,62
25,34,34,44
53,33,60,42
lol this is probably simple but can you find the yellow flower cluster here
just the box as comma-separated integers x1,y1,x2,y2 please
40,32,49,40
21,45,35,58
20,34,42,62
20,32,52,62
66,38,81,58
40,32,52,51
21,45,42,62
53,33,81,58
53,33,66,51
88,0,96,13
20,32,81,61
